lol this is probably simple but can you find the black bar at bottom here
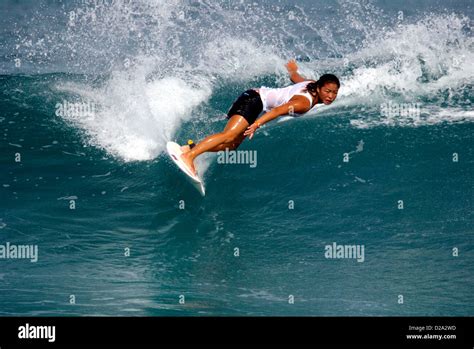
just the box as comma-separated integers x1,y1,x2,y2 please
0,317,472,347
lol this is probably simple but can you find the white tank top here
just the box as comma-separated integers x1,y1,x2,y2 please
258,81,316,112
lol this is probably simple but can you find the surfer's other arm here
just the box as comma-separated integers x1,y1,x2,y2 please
286,59,307,83
243,98,309,139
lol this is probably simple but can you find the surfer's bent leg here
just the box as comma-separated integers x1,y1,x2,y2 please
207,133,245,152
207,141,241,152
183,115,248,161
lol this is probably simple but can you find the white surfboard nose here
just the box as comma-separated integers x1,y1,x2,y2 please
166,141,206,196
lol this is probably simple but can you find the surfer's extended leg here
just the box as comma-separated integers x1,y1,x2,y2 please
181,115,248,175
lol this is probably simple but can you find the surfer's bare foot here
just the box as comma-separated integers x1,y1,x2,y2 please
181,145,191,153
181,152,197,176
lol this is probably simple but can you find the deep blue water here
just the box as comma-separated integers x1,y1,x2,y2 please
0,0,473,316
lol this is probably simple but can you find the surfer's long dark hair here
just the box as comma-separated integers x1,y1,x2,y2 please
306,74,340,93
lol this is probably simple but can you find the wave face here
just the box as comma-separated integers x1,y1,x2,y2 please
0,0,473,316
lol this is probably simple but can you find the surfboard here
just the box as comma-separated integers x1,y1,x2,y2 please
166,141,206,196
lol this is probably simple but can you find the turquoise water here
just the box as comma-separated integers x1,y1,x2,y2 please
0,0,473,316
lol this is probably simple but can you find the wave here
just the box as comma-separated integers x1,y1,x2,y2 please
2,1,472,159
340,13,473,101
303,13,474,128
56,72,212,161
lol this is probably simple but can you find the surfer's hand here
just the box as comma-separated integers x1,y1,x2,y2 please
244,122,260,140
286,59,298,73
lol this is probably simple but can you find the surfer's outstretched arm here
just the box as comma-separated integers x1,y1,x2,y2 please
286,59,307,84
244,98,309,139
